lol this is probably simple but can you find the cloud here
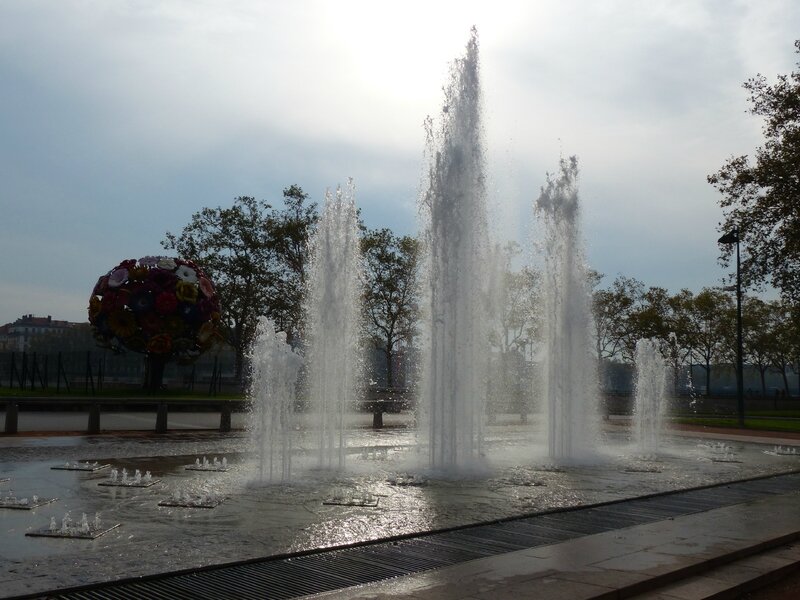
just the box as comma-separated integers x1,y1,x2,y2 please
1,0,798,324
0,281,90,325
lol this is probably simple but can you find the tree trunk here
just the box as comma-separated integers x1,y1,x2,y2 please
144,355,167,394
372,408,384,429
385,346,393,389
781,368,790,398
234,346,245,390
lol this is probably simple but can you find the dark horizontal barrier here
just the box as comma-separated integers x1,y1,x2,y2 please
2,397,248,435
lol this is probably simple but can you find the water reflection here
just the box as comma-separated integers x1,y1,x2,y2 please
0,427,798,597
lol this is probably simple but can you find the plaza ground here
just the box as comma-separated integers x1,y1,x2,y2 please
2,415,800,598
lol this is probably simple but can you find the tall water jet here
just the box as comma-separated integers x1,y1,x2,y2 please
634,337,667,456
419,28,492,470
535,156,598,462
248,317,304,483
306,179,362,470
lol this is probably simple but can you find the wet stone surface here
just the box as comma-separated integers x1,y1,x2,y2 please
0,425,798,597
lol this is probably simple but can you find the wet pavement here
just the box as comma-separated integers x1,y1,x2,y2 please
305,493,800,599
1,416,799,598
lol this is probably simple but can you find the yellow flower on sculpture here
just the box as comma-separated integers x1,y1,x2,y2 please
88,296,102,319
175,280,199,303
108,310,137,338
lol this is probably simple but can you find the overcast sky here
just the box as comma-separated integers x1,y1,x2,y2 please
2,0,798,325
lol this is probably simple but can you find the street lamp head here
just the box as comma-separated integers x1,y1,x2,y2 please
718,231,739,245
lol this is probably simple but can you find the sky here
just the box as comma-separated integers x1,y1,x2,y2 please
2,0,799,325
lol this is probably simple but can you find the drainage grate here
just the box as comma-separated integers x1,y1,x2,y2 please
22,471,800,600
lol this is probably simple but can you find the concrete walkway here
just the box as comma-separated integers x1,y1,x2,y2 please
306,492,800,599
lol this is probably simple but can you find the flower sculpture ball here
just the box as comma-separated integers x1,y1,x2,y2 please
88,257,223,364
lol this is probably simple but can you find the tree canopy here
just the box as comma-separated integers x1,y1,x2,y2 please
709,40,800,302
361,228,420,388
163,187,317,380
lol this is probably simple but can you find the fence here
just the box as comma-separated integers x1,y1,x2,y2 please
0,350,240,395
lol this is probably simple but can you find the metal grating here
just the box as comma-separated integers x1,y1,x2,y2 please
21,471,800,600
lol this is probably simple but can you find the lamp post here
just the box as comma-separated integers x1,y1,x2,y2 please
718,229,744,427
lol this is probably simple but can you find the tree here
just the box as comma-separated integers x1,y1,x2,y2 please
497,266,540,357
163,196,275,381
708,40,800,302
741,297,777,400
490,246,540,421
679,288,734,396
592,275,645,363
361,228,420,389
267,185,319,341
627,286,673,359
164,187,318,382
766,300,796,397
787,304,800,397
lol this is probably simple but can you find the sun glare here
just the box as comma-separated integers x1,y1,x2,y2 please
317,1,520,109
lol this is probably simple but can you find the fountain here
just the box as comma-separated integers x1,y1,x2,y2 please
634,338,668,456
0,489,56,510
248,317,303,483
419,27,492,470
305,179,362,470
51,461,110,472
99,468,159,487
323,488,379,507
535,156,599,462
185,456,230,472
160,486,224,509
26,511,120,539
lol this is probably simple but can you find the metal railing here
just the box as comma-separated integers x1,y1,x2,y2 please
0,351,239,396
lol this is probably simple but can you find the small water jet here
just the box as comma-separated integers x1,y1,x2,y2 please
248,316,303,483
323,488,378,507
634,338,668,456
159,488,224,509
535,156,599,462
51,461,110,472
769,445,799,456
185,456,230,472
387,474,428,487
419,27,492,470
0,490,56,510
99,468,159,487
305,179,362,470
26,511,119,539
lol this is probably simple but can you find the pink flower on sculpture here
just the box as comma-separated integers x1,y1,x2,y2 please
199,277,215,298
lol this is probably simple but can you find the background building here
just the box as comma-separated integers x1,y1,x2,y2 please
0,314,77,352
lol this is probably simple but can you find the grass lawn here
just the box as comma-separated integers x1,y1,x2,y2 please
673,416,800,434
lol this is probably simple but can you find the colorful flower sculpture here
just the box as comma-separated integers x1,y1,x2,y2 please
89,256,223,365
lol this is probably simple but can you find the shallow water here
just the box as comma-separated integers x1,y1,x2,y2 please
1,419,798,597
